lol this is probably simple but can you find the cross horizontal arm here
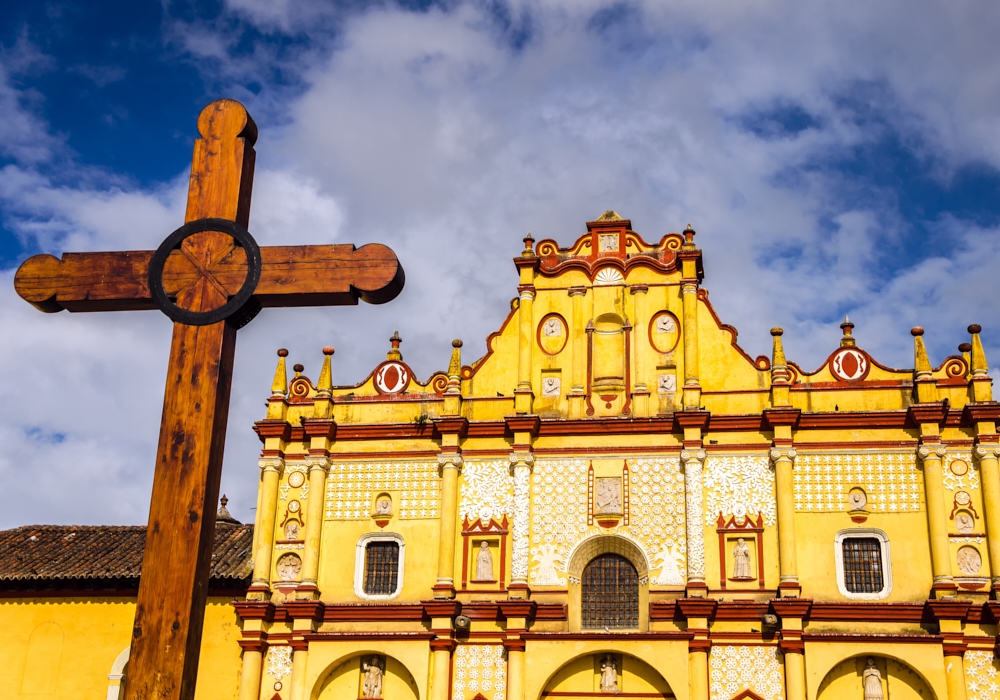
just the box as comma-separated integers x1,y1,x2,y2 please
14,243,404,313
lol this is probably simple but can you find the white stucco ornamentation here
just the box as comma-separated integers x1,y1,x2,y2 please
460,460,513,522
965,650,1000,700
627,457,686,585
682,450,706,581
529,458,588,586
453,644,507,700
793,453,922,512
709,645,784,700
266,645,293,681
510,453,534,583
944,452,979,492
704,455,776,526
325,462,440,519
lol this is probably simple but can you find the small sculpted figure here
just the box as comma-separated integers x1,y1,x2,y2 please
474,541,494,581
600,654,619,693
363,656,384,698
732,538,752,579
284,520,300,540
375,497,392,516
862,658,883,700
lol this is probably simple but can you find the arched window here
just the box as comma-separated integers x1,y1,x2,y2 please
581,553,638,629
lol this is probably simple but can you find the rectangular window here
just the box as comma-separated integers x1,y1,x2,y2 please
363,541,400,596
842,537,884,593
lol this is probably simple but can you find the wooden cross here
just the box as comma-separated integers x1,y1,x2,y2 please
13,99,404,700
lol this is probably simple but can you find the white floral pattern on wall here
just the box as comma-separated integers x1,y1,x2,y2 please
325,461,440,519
709,645,784,700
704,456,776,527
453,644,507,700
966,650,1000,700
460,460,513,522
793,453,922,512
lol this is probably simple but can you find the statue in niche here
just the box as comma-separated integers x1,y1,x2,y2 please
375,497,392,516
600,654,619,693
473,541,494,582
655,315,675,333
542,318,563,336
657,374,676,395
732,538,752,579
862,658,883,700
595,478,622,515
284,519,300,541
956,512,975,533
362,656,384,698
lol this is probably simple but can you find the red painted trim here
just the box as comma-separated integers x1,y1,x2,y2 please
648,311,680,354
537,313,568,356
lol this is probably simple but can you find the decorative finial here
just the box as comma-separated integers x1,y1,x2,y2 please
912,327,931,379
217,494,239,524
387,331,403,361
959,343,973,353
522,232,535,258
682,224,696,247
452,339,463,348
969,324,989,377
911,327,924,337
445,339,463,401
293,363,304,376
271,349,289,396
771,327,784,337
840,316,856,347
317,346,334,394
596,210,623,222
771,327,789,388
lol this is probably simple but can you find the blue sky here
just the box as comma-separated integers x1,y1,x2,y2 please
1,0,999,527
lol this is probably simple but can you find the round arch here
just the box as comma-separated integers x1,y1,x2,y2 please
105,646,130,700
567,534,649,582
312,650,420,700
816,653,938,700
538,650,673,699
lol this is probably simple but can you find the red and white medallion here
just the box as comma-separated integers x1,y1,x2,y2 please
374,361,411,394
830,348,869,382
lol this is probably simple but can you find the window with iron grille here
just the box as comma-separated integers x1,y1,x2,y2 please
363,541,400,596
581,553,639,629
841,537,884,594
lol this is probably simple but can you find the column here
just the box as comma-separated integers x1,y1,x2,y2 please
944,648,969,700
430,640,455,700
688,641,709,700
252,457,284,590
783,649,806,700
289,642,309,700
681,280,700,409
509,452,535,592
919,444,955,589
505,640,525,700
435,453,463,596
975,444,1000,590
681,449,706,589
237,645,264,700
515,286,535,414
770,447,799,593
630,284,649,416
568,287,587,419
299,457,329,593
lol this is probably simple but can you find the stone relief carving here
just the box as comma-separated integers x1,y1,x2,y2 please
283,520,300,540
542,318,563,336
655,315,676,333
326,462,440,519
276,553,302,581
965,650,1000,700
945,454,979,492
957,513,976,533
362,656,384,698
542,376,561,397
375,496,392,515
600,654,619,693
460,460,513,523
528,457,687,587
703,455,776,527
595,477,622,515
709,645,784,700
599,234,619,252
453,644,507,700
794,453,922,512
266,645,293,681
958,546,983,575
657,374,676,395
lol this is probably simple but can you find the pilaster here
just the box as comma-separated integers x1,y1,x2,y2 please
630,284,650,417
250,456,285,598
568,286,588,419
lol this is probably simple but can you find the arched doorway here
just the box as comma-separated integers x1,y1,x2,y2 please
315,652,420,700
817,655,935,699
540,652,673,699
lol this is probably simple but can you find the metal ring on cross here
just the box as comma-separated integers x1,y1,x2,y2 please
148,217,263,327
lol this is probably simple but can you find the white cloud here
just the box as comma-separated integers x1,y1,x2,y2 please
4,0,1000,526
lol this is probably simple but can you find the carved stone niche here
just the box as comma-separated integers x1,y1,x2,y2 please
588,460,630,528
716,509,765,590
461,516,509,590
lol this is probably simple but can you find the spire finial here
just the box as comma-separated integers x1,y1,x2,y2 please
522,232,535,258
840,316,856,347
770,327,789,385
682,223,696,248
317,346,334,393
271,348,289,396
387,331,403,361
217,495,239,524
969,324,988,376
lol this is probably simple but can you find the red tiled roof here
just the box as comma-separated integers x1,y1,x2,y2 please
0,522,254,582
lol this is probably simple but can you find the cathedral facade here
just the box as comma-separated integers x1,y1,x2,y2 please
237,212,1000,700
4,212,1000,700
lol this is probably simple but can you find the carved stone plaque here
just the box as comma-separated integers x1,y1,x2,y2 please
657,373,676,395
594,477,622,515
542,376,561,397
599,234,618,252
